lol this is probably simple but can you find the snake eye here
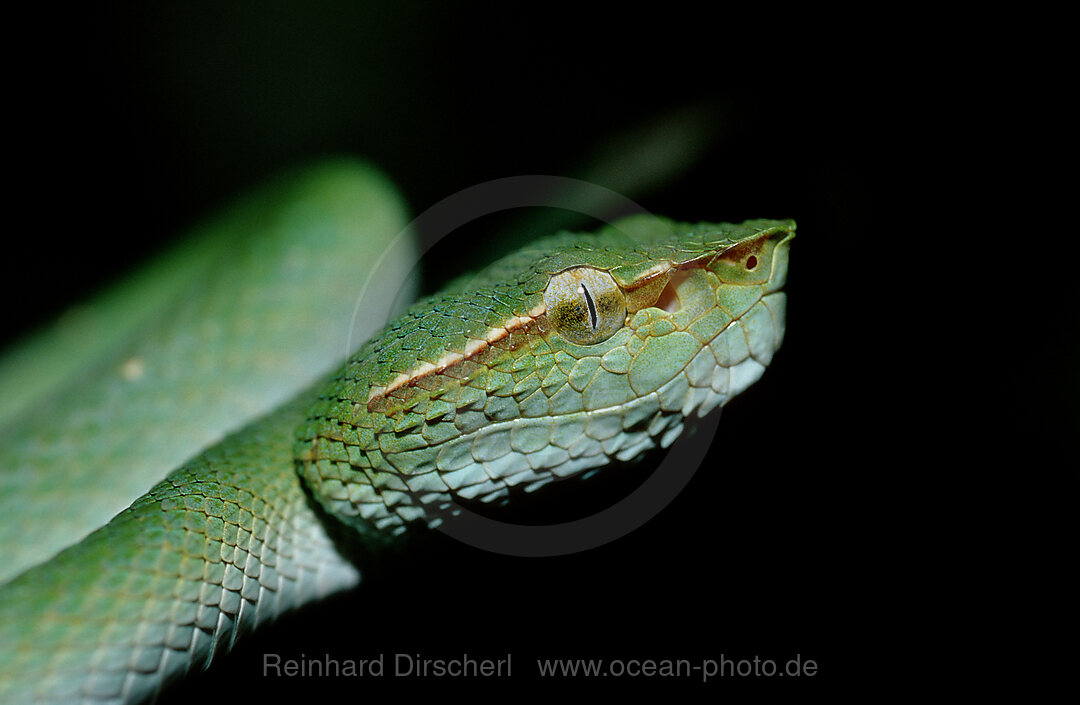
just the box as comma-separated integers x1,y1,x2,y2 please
543,267,626,345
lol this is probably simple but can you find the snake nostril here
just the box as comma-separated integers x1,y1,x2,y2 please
746,255,758,270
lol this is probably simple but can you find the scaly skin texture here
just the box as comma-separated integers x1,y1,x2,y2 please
0,161,415,584
297,216,794,535
0,394,362,704
0,212,793,704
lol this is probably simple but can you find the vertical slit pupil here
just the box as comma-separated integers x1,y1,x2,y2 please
580,283,598,329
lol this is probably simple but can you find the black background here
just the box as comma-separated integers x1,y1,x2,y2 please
5,2,1061,700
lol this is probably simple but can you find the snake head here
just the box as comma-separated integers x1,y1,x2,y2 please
296,217,794,535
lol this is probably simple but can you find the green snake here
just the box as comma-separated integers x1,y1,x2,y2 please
0,160,794,703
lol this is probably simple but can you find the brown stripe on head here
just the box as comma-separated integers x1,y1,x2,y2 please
366,303,548,414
